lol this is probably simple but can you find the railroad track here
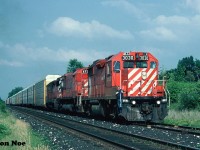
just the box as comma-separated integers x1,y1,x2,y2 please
154,122,200,130
131,122,200,136
9,106,199,150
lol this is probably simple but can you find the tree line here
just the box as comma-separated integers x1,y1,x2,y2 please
161,56,200,111
164,56,200,82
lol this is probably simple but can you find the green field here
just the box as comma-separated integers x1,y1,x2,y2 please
0,100,50,150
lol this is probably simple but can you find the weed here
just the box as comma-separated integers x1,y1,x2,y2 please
164,109,200,127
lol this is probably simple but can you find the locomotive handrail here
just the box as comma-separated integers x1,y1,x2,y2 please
166,88,170,107
162,76,170,107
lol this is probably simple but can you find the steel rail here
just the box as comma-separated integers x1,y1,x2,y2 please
131,122,200,136
154,123,200,131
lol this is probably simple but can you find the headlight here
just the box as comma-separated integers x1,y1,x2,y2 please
123,99,129,103
141,71,147,80
132,101,136,105
156,101,161,105
162,99,167,102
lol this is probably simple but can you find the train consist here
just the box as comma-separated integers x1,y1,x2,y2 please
6,51,169,122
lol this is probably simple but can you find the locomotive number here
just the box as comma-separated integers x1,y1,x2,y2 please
140,55,148,60
82,69,88,74
122,55,134,61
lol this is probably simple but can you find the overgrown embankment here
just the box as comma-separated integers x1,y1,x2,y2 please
164,109,200,127
163,82,200,127
0,100,49,150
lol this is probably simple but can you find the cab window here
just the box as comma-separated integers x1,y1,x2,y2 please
113,61,120,72
107,61,112,75
136,62,147,68
123,61,134,68
150,62,157,68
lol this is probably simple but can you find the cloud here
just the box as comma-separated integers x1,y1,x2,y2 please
140,13,200,42
47,17,133,39
0,42,112,67
101,0,145,19
154,15,190,25
0,59,24,67
191,15,200,26
154,15,200,26
186,0,200,13
140,27,177,41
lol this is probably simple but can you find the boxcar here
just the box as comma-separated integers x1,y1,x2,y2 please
22,88,28,105
27,85,34,106
35,75,60,107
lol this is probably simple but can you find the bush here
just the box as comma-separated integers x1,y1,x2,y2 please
0,124,11,139
167,81,178,103
178,91,200,110
167,81,200,110
0,100,6,113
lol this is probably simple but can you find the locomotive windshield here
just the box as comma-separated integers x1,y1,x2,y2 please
136,62,147,68
123,61,134,68
150,62,157,68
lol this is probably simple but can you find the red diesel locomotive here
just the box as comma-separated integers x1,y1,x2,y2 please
46,51,169,122
46,68,88,112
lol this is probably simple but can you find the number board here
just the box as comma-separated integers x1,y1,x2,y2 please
139,55,148,60
122,55,134,61
82,69,88,74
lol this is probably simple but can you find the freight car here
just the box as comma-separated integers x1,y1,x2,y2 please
6,51,169,122
7,75,60,107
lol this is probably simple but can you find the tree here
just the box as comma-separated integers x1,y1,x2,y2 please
175,62,185,81
194,59,200,81
0,97,6,113
185,71,195,82
174,56,197,81
8,87,23,98
67,59,84,73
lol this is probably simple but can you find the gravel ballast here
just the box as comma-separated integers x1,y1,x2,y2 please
10,109,114,150
10,107,200,149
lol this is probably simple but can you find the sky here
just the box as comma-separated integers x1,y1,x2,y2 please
1,0,200,100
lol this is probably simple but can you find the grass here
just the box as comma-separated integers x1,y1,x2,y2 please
0,101,50,150
164,109,200,128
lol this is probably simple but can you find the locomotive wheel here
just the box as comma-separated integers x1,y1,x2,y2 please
85,109,91,116
83,102,92,116
100,102,109,117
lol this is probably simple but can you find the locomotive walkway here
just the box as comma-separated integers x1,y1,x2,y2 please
9,106,199,150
